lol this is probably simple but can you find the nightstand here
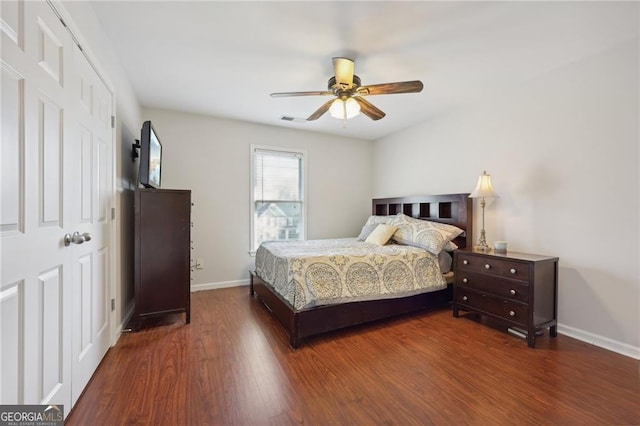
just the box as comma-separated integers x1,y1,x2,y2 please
453,249,559,348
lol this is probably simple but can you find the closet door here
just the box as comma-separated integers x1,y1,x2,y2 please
1,0,74,408
1,0,114,412
70,42,114,405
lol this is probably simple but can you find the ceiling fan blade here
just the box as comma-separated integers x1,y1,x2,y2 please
332,57,355,88
353,97,386,121
307,98,336,121
357,80,423,96
271,91,334,98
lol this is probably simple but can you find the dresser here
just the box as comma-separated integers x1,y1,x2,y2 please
133,188,191,330
453,249,558,348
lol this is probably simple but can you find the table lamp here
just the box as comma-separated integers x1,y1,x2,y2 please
469,171,498,252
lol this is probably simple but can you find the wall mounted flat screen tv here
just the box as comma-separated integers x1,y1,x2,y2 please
139,120,162,188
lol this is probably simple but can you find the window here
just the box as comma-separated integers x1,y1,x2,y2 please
250,146,306,252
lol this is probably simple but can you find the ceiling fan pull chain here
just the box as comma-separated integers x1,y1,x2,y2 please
342,101,347,128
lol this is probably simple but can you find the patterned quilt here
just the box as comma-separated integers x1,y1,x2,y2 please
255,238,446,311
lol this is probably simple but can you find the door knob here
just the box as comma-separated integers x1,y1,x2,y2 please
64,231,85,246
81,232,92,242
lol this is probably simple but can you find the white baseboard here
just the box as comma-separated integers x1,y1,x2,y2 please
111,300,135,346
191,279,250,292
119,301,135,333
558,323,640,360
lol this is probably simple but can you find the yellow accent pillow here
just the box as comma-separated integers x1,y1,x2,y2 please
365,223,398,246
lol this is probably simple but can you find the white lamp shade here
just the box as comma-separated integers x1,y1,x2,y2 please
469,171,498,198
329,97,360,119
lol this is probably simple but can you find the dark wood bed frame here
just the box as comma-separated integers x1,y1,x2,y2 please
250,193,473,348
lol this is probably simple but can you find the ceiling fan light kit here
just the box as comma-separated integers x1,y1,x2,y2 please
329,97,361,119
270,57,423,125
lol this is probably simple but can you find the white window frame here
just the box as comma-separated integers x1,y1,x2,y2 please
249,144,307,254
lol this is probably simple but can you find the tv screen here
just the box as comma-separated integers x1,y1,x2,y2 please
139,120,162,188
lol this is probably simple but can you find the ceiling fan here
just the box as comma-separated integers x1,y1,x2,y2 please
270,57,423,123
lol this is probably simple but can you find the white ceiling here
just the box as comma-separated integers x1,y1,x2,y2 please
90,1,636,141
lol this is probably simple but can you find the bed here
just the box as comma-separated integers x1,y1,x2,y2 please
250,193,472,348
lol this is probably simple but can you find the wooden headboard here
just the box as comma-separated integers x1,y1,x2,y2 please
372,193,473,249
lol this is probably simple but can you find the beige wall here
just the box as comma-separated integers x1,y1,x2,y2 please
142,108,374,288
373,39,639,357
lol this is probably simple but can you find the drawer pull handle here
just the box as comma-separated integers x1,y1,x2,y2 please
462,296,468,301
462,278,468,283
510,289,517,295
510,268,517,274
463,260,469,265
509,310,516,317
484,264,491,269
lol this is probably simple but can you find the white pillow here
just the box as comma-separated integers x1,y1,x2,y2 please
395,213,464,240
357,223,379,241
390,214,464,255
445,241,459,251
438,250,453,273
364,215,392,227
365,224,398,246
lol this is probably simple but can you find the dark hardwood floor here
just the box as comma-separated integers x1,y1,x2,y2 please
66,286,640,425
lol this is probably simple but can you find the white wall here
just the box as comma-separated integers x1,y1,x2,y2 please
60,1,142,332
142,109,374,288
374,37,639,357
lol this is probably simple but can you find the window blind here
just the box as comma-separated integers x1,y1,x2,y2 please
252,148,305,250
254,149,302,202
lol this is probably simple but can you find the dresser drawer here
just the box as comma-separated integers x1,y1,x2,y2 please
455,289,527,326
457,253,530,281
456,272,529,303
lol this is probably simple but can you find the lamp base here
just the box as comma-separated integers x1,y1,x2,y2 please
475,228,491,252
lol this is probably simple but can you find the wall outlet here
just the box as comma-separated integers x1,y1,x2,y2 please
195,258,204,269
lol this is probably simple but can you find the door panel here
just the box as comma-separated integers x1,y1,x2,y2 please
97,137,108,223
38,266,63,402
1,0,113,414
0,63,24,234
1,0,28,406
35,16,63,85
39,94,63,226
0,280,24,404
77,254,92,356
1,0,24,48
70,41,112,405
80,125,92,223
94,248,108,336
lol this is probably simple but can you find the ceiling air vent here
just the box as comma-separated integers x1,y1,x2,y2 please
280,116,306,123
